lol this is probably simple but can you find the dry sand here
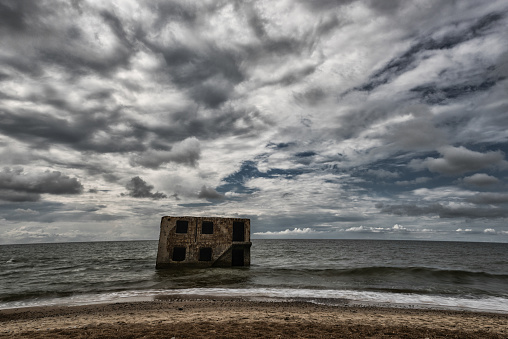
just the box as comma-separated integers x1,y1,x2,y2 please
1,298,507,338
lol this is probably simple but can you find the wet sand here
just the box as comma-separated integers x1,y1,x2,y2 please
1,298,507,338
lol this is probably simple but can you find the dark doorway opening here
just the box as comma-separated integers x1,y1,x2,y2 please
199,247,212,261
232,248,244,266
172,247,186,261
233,222,245,242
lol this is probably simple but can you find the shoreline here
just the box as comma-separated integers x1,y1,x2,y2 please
2,290,507,315
1,297,507,338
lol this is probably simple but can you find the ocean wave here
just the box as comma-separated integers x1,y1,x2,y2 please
1,287,507,313
261,266,508,279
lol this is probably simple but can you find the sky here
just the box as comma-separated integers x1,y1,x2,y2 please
1,0,508,244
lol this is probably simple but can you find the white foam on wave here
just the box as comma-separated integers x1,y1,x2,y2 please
1,288,507,313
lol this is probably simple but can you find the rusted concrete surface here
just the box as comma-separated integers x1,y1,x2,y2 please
156,216,251,269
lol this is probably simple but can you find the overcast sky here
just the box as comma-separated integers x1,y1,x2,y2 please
1,0,508,244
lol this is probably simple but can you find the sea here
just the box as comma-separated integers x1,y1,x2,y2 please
1,239,507,313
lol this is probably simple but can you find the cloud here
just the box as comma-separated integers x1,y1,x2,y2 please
461,173,500,186
1,0,508,243
395,177,431,186
197,185,224,200
130,137,201,168
0,167,83,201
124,176,167,200
355,11,504,93
386,105,447,151
0,190,40,202
377,202,508,219
254,227,324,236
456,228,474,233
466,193,508,205
410,146,506,175
366,169,399,179
344,224,409,233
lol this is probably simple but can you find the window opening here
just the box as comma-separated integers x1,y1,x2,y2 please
199,248,212,261
233,222,245,241
172,247,186,261
175,220,188,233
202,221,213,234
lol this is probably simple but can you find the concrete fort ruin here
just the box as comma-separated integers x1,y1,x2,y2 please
156,216,251,268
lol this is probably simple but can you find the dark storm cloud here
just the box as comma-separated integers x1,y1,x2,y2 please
198,185,224,200
366,169,399,179
262,65,317,87
267,142,294,150
0,201,126,223
240,3,314,59
0,109,84,146
365,0,405,13
124,176,167,200
334,101,400,140
410,146,506,175
0,0,42,32
0,108,147,153
296,0,356,12
395,177,431,186
99,10,133,48
377,202,508,219
461,173,500,186
0,167,83,202
148,106,273,142
0,190,40,202
385,106,447,150
294,88,327,106
142,39,244,109
0,2,135,77
130,137,201,169
294,151,317,158
140,0,326,108
466,193,508,205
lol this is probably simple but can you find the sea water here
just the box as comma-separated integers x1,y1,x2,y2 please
1,239,507,312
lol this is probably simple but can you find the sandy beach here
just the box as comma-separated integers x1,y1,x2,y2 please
1,298,507,338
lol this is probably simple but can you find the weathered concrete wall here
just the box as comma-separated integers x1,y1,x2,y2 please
156,216,251,269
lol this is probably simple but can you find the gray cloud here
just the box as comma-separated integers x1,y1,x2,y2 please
146,106,274,143
386,105,447,150
0,108,147,153
0,190,40,202
130,137,201,169
410,146,506,175
124,177,167,200
377,202,508,219
1,0,507,243
461,173,500,186
366,169,400,179
0,167,83,201
356,12,504,93
198,185,224,200
395,177,431,186
466,193,508,205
